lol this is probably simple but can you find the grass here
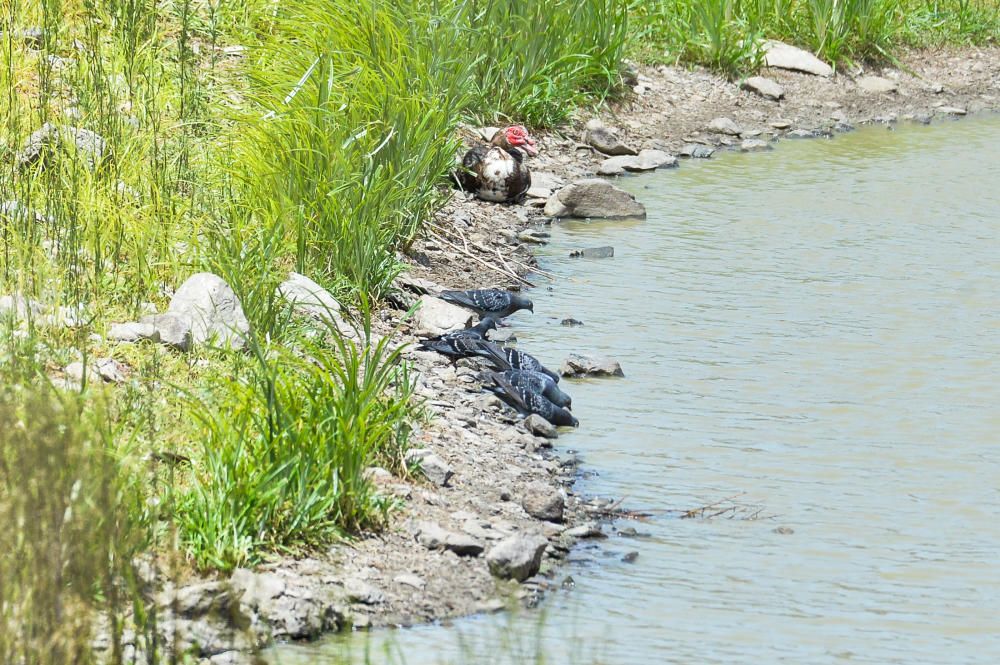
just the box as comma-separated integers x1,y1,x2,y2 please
0,0,628,659
631,0,1000,75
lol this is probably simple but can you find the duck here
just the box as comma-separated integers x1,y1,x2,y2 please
457,125,538,203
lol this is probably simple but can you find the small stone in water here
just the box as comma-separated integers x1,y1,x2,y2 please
621,551,639,563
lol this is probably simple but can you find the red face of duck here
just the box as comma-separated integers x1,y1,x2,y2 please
503,125,538,156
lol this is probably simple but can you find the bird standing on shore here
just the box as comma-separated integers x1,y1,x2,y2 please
457,125,537,203
499,346,560,384
421,317,497,345
417,335,508,368
490,373,578,427
440,288,533,320
488,370,572,408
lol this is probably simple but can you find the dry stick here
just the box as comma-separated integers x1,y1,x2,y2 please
428,229,534,287
429,221,557,280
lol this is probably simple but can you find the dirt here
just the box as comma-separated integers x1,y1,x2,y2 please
130,45,1000,664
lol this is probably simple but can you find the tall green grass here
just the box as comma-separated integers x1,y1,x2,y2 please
632,0,1000,75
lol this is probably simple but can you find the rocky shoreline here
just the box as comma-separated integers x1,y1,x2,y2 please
110,45,1000,664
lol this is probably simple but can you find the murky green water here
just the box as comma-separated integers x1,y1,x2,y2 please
271,115,1000,664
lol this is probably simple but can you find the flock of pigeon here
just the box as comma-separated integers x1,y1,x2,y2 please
418,288,579,428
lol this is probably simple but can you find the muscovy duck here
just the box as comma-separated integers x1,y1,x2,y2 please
457,125,538,203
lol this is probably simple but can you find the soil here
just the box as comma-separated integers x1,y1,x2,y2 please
127,45,1000,664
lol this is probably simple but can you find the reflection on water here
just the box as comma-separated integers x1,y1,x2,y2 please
270,115,1000,664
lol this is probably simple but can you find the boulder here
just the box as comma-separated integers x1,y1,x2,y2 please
393,574,425,589
108,321,159,343
560,353,624,378
521,482,565,522
544,179,645,220
741,76,785,101
405,448,454,487
706,117,741,136
413,295,473,336
583,121,637,156
18,122,108,170
598,149,677,175
762,40,833,77
276,272,341,319
740,138,771,152
486,535,548,582
856,75,898,94
140,313,193,352
166,273,249,350
679,144,714,159
524,414,558,439
229,569,341,641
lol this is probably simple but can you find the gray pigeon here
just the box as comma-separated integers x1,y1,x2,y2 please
490,373,578,427
488,370,571,408
421,317,497,345
418,335,508,368
439,289,533,319
501,347,560,383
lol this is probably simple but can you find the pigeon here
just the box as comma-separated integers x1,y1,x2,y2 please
421,317,497,344
439,289,533,320
417,335,509,368
500,346,560,383
488,370,571,408
490,372,578,427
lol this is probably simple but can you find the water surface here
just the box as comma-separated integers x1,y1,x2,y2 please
271,115,1000,664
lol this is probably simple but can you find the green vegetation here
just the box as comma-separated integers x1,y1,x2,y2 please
631,0,1000,75
1,0,627,658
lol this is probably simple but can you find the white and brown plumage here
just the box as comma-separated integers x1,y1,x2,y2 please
457,125,538,203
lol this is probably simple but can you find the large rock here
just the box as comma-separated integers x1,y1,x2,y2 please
229,569,341,641
706,117,742,136
405,448,454,487
583,120,637,156
18,122,108,170
762,40,833,77
740,138,771,152
165,273,249,350
597,150,676,175
486,535,548,582
741,76,785,101
679,144,715,159
413,295,473,336
413,522,483,556
521,482,565,522
856,75,898,94
140,313,193,352
544,179,645,220
561,353,624,378
108,321,159,343
276,272,341,319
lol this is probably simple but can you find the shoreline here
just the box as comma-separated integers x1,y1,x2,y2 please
127,45,1000,664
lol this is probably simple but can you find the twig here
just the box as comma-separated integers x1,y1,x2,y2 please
427,228,535,287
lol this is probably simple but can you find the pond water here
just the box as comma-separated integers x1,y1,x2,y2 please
270,115,1000,664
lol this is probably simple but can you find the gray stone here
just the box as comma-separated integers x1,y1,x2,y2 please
276,272,341,319
584,125,638,156
0,294,43,319
762,40,833,77
633,149,677,170
560,353,624,378
568,246,614,259
679,144,714,158
936,106,967,116
18,123,108,170
486,535,548,582
108,321,159,343
740,138,771,152
857,75,898,94
517,229,549,244
393,574,425,590
229,568,340,641
544,179,645,220
413,295,473,336
526,171,563,199
344,579,385,605
786,128,822,139
524,414,558,439
94,357,129,383
405,449,454,487
167,273,250,350
770,119,792,130
140,313,193,352
414,521,450,550
443,532,485,557
741,76,785,101
596,155,633,175
706,117,741,136
521,482,565,522
565,523,606,539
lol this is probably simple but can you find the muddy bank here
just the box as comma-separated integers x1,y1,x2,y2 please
111,46,1000,664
